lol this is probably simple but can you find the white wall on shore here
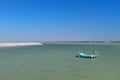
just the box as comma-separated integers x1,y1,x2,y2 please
0,42,43,47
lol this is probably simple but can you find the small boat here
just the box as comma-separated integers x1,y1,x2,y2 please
76,52,99,58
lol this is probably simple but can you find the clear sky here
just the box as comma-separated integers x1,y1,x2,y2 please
0,0,120,41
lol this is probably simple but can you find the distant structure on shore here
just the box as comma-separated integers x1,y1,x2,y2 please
0,42,43,47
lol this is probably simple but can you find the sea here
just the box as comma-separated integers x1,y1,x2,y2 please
0,43,120,80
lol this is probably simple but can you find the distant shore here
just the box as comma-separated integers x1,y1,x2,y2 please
0,41,120,47
43,41,120,45
0,42,43,47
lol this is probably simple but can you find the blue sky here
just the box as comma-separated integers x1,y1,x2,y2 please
0,0,120,41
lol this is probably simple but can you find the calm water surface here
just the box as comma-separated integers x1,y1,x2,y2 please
0,44,120,80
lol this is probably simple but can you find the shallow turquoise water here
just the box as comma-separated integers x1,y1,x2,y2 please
0,44,120,80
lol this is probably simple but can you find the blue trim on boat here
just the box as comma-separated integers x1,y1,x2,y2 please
78,52,98,58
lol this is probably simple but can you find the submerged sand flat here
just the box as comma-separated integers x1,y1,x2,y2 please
0,42,43,47
0,44,119,80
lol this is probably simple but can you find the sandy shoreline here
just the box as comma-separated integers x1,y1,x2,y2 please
0,42,43,47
